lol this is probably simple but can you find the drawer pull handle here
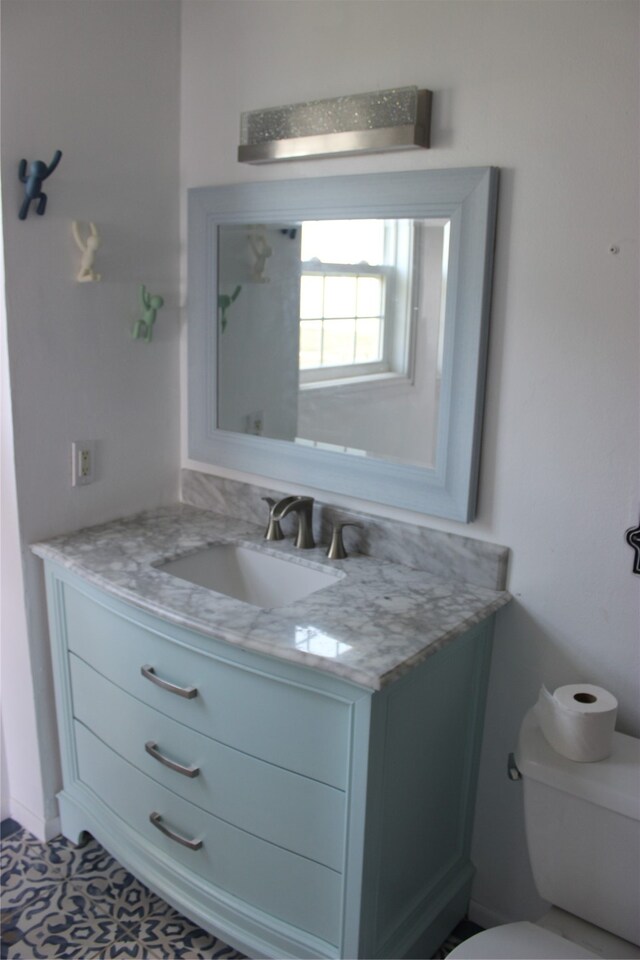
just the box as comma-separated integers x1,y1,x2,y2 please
145,741,200,778
149,812,203,850
141,665,197,699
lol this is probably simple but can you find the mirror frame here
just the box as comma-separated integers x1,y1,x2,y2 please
188,167,498,521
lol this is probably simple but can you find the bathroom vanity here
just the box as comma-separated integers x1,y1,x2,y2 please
34,501,509,960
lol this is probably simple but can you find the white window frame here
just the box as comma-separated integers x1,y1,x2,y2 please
299,220,418,389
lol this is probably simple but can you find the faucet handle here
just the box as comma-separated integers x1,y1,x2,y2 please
327,521,363,560
270,495,315,548
262,495,300,540
262,497,283,541
262,496,286,541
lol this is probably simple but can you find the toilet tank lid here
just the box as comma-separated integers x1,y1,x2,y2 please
516,710,640,820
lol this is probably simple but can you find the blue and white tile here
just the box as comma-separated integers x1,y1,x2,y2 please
1,825,245,960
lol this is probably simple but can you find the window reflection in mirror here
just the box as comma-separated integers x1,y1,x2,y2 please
217,218,449,469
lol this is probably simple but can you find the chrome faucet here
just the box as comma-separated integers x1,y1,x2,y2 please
271,496,315,549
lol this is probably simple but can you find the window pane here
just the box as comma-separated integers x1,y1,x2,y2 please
324,276,357,319
300,275,324,319
356,276,382,317
355,317,382,362
299,320,322,369
322,318,356,366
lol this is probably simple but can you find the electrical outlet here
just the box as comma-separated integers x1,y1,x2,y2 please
71,441,95,486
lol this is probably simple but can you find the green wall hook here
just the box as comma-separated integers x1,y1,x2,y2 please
218,285,241,333
132,284,164,342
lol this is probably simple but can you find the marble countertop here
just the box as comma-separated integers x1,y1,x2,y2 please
32,504,510,690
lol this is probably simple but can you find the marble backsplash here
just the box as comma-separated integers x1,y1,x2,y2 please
181,470,509,592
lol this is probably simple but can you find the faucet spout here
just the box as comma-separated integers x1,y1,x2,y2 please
272,496,315,549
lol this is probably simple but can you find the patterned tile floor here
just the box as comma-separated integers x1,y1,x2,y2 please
0,820,245,959
1,819,479,958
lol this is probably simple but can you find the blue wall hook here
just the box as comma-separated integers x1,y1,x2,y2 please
18,150,62,220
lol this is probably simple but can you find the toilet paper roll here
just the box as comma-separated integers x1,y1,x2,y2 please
534,683,618,762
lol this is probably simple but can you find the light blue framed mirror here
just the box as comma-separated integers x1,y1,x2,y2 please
188,167,498,521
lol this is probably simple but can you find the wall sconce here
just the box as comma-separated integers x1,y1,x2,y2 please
238,86,432,164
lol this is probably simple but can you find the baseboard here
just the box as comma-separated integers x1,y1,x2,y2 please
467,899,511,930
8,796,60,842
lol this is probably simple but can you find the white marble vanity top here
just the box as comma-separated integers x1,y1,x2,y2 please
32,504,510,690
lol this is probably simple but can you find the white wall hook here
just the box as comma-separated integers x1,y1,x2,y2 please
248,228,272,283
72,220,101,282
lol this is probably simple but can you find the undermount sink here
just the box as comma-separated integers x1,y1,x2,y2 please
157,543,341,609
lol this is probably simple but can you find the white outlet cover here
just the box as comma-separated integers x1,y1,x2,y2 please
71,440,95,486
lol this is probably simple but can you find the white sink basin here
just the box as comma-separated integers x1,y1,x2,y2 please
158,543,341,609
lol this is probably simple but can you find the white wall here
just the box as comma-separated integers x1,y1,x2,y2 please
181,0,639,926
1,0,181,837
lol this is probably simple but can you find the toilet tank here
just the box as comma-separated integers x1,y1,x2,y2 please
516,709,640,947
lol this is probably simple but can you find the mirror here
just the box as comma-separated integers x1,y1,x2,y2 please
217,217,448,468
188,168,498,520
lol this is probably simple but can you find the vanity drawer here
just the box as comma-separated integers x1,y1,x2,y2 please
62,581,350,788
70,653,346,871
74,722,341,947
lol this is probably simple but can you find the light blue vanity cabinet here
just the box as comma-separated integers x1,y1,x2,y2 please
44,562,495,960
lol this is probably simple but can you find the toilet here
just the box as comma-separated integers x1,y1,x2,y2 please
448,708,640,959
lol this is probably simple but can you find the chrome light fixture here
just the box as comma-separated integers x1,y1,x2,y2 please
238,86,432,164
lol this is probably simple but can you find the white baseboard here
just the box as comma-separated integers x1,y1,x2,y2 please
8,796,60,841
468,899,512,930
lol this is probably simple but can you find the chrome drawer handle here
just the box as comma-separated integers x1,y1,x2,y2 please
140,665,197,699
149,812,203,850
145,741,200,779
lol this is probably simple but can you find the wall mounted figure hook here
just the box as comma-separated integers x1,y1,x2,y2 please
132,284,164,343
218,284,241,333
72,221,101,282
625,519,640,575
18,150,62,220
248,229,272,282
